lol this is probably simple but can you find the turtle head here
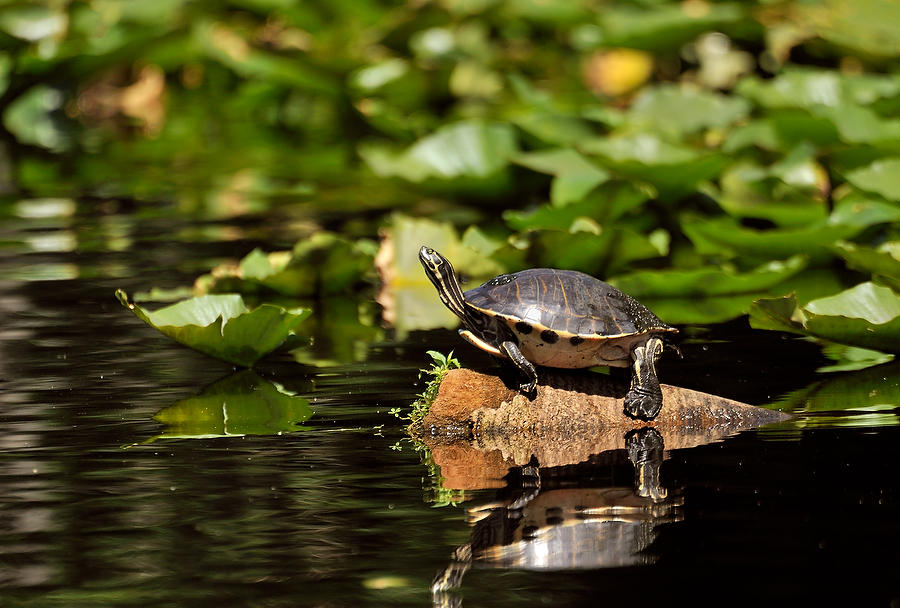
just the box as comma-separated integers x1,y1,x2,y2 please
418,246,469,321
418,246,449,276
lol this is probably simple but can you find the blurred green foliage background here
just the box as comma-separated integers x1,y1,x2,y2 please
2,0,899,361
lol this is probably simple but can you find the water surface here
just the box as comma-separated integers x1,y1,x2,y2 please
1,205,898,607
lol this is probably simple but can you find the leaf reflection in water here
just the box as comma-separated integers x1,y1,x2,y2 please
147,370,313,441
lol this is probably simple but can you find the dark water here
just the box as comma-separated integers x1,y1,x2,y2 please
1,205,898,607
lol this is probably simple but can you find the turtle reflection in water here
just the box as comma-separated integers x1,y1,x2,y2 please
419,247,678,419
431,429,682,605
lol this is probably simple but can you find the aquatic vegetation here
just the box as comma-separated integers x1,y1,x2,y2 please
115,289,311,367
391,351,461,425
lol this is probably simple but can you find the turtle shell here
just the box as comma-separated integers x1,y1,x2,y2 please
464,268,675,369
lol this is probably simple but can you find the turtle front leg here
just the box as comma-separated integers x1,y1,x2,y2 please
623,336,665,420
499,340,538,394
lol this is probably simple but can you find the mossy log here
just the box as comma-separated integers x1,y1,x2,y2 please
412,368,791,490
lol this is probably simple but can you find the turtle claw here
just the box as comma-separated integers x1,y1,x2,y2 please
623,388,663,420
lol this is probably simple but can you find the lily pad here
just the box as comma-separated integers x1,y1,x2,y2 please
715,149,829,227
375,214,508,335
116,290,311,367
503,181,647,230
195,232,374,297
580,133,727,198
681,194,900,264
151,370,313,440
749,282,900,354
609,256,807,298
626,84,751,137
818,344,894,373
832,240,900,290
512,148,610,207
531,226,666,277
844,158,900,201
358,120,518,193
631,267,844,325
596,3,745,50
771,362,900,429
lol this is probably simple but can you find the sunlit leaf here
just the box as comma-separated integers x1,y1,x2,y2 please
512,113,596,147
832,240,900,290
796,0,900,58
359,120,518,192
150,370,313,440
610,256,807,298
715,155,829,227
531,226,665,277
771,362,900,429
596,3,746,50
512,148,610,207
749,282,900,354
736,70,900,144
581,133,726,198
3,85,69,151
116,290,311,366
376,214,507,335
682,196,900,265
195,233,374,297
631,266,844,325
818,344,894,373
844,158,900,201
626,84,751,137
503,181,646,230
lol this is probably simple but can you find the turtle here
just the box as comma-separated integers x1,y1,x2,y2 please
418,246,678,420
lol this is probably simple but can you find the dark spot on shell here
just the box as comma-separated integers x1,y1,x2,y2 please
540,329,559,344
570,335,584,346
515,321,533,335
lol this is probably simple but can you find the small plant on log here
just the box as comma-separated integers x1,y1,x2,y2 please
391,350,460,424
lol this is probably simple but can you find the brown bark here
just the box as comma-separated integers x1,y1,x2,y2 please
412,368,791,490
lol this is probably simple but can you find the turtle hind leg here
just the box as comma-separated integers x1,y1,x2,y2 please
624,336,665,420
499,340,538,396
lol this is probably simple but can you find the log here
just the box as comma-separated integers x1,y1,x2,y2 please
411,368,791,490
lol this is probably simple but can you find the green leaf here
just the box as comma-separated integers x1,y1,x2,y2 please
531,226,665,277
513,148,610,207
736,71,900,144
626,84,751,137
503,181,647,230
512,113,597,148
195,232,374,297
832,241,900,290
116,290,311,367
681,217,848,264
797,0,900,58
378,214,508,336
581,134,726,198
596,3,746,50
3,85,69,151
749,283,900,354
150,371,313,440
771,362,900,429
359,120,518,190
844,158,900,201
715,155,829,227
818,344,894,373
609,256,807,298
